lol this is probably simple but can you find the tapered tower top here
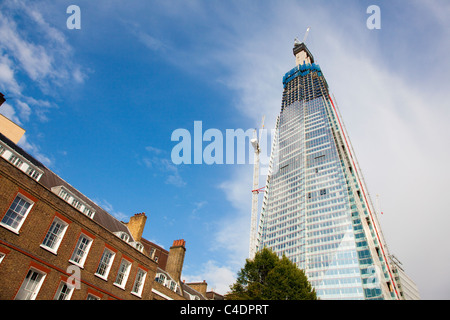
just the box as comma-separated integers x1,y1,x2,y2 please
293,41,314,66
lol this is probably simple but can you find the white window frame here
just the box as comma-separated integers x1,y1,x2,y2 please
156,273,166,285
14,268,47,300
0,193,34,233
0,252,5,264
114,259,132,289
71,198,82,210
25,166,42,180
53,281,75,300
86,293,101,300
40,217,69,254
69,233,93,268
83,207,94,218
59,189,70,201
8,154,23,168
95,248,115,280
131,268,147,297
52,186,96,219
131,241,144,252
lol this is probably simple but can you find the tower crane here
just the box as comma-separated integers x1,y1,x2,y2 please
249,116,265,260
294,27,311,46
303,27,311,43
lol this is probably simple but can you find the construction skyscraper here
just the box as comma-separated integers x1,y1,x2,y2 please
254,41,418,300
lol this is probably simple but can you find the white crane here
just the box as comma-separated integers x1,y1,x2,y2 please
303,27,311,43
294,27,311,46
249,116,265,260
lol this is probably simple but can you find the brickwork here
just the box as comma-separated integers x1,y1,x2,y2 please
187,281,208,297
165,240,186,283
125,212,147,241
0,159,157,300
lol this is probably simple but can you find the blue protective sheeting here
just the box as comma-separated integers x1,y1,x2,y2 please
282,63,322,87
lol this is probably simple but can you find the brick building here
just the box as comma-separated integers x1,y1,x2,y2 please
0,112,219,300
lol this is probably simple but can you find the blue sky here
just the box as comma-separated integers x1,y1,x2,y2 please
1,0,449,299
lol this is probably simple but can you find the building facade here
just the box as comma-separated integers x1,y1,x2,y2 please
0,123,215,300
255,42,418,300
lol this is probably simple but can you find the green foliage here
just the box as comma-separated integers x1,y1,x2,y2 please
226,248,316,300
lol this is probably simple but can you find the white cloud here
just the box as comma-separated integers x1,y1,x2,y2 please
189,166,255,294
182,260,237,295
136,31,168,52
0,15,52,81
0,0,85,114
191,200,207,217
0,55,21,95
0,102,21,125
145,145,164,155
0,0,88,170
17,133,52,167
93,198,129,222
14,100,31,122
143,147,187,187
0,0,84,86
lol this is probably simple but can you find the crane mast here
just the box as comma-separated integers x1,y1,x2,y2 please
249,116,265,260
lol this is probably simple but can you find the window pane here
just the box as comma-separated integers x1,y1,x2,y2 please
1,195,32,230
42,219,66,250
55,283,73,300
114,259,131,287
132,269,146,295
96,249,114,277
70,235,91,265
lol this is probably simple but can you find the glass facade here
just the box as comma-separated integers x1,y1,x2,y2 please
256,44,399,300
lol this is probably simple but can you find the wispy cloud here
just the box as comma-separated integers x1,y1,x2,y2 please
0,1,85,86
16,133,53,167
136,31,168,52
0,0,87,167
143,146,186,187
93,198,129,222
192,201,207,214
190,200,207,220
0,54,21,95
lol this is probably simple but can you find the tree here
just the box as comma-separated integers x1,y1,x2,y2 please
226,248,317,300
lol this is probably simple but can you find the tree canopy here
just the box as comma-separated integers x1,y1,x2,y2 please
226,248,317,300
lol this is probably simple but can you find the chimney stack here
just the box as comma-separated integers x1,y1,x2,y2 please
165,239,186,283
186,280,208,297
125,212,147,242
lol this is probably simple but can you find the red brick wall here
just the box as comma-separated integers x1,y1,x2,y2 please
0,159,158,300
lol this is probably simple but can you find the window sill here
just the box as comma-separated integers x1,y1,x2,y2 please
94,273,109,282
130,292,142,299
113,283,126,290
0,223,20,235
40,244,58,255
68,260,85,269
